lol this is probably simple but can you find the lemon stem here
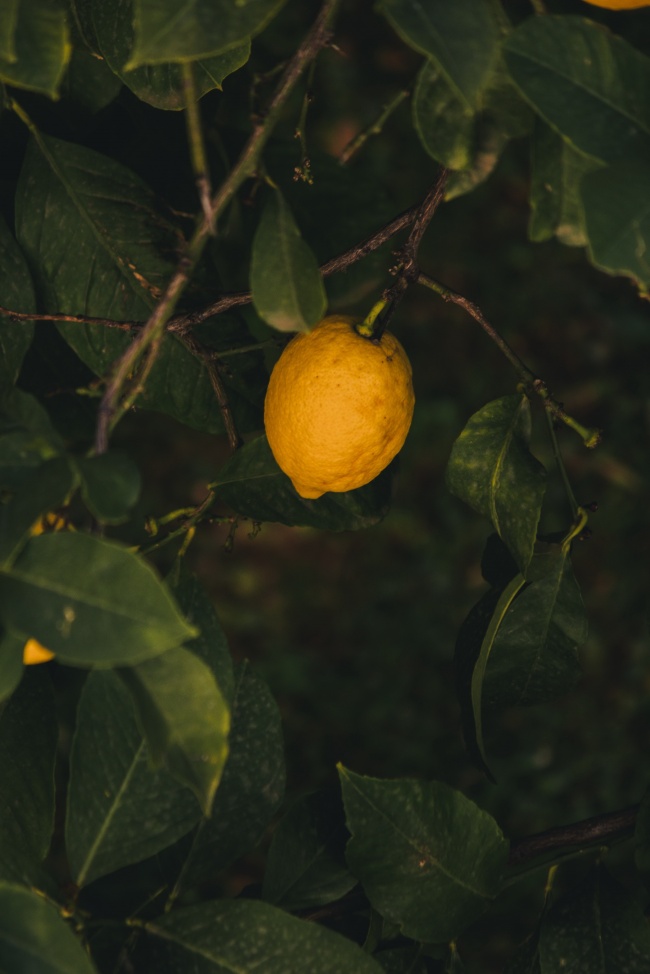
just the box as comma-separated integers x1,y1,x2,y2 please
356,297,389,338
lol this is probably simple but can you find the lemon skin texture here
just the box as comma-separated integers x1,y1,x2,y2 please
264,315,415,499
23,639,55,665
581,0,649,7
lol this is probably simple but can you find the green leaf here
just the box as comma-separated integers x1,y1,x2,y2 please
0,670,57,885
0,532,197,665
529,119,603,247
539,867,650,973
212,435,392,531
338,766,509,943
174,661,285,887
59,44,123,114
483,543,587,713
581,162,650,292
119,646,230,817
378,0,502,110
0,881,98,973
0,0,70,99
250,191,327,334
0,632,24,705
75,452,140,525
503,16,650,165
0,214,36,385
0,389,64,465
66,670,202,887
375,947,430,974
635,786,650,881
446,395,546,574
0,456,77,568
504,934,541,974
0,2,20,62
262,789,356,911
15,133,255,436
127,0,287,68
92,0,249,110
140,899,383,973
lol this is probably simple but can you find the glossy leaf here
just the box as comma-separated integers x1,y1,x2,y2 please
338,766,509,943
128,0,287,68
539,867,650,972
140,899,383,973
0,455,77,568
119,646,230,817
0,671,57,885
483,543,586,713
0,881,97,973
378,0,502,110
75,452,141,524
446,395,546,574
174,661,285,886
0,532,197,665
0,2,20,61
529,119,602,247
0,632,24,705
263,789,356,911
504,16,650,165
15,133,254,435
582,162,650,292
59,45,123,113
413,59,476,170
212,435,392,531
92,0,250,110
0,0,70,99
250,191,326,334
66,670,201,887
0,214,36,385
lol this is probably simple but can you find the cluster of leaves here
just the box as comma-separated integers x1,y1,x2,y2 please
1,0,650,972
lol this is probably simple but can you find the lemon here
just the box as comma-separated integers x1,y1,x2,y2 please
23,639,55,665
581,0,649,7
264,315,415,499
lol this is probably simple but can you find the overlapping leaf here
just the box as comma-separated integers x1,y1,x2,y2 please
338,767,509,943
212,435,392,531
446,395,546,574
0,0,70,98
128,0,288,68
0,533,197,665
0,214,36,385
75,452,140,525
66,670,202,887
0,456,77,569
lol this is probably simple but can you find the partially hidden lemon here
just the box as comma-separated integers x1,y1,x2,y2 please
581,0,649,8
23,639,55,665
264,315,415,499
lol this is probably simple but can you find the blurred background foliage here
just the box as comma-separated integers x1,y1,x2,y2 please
4,0,650,966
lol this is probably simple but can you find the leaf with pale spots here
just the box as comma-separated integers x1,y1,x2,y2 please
338,766,509,943
446,395,546,574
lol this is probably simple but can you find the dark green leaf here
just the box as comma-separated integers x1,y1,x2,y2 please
504,16,650,165
66,670,201,887
0,0,70,98
504,934,541,974
0,213,36,385
375,947,430,974
338,766,509,943
483,543,586,713
250,191,326,334
140,899,383,973
539,867,650,973
175,661,285,886
59,44,123,113
529,119,602,247
0,532,197,665
0,388,64,458
635,785,650,881
93,0,249,110
75,452,140,525
168,564,235,705
0,2,20,61
15,133,254,435
263,789,356,911
582,162,650,291
0,881,98,973
0,456,77,568
212,435,392,531
378,0,502,110
119,646,230,817
446,395,546,574
0,670,57,885
0,632,24,705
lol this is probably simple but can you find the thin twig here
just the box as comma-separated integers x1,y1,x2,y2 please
508,804,639,869
0,305,134,331
338,88,410,166
180,333,242,451
182,62,212,222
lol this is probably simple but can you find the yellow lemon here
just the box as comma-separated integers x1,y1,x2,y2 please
581,0,649,7
23,639,55,665
264,315,415,499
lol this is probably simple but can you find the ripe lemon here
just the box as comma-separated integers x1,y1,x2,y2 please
23,639,55,665
264,315,415,499
581,1,649,7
